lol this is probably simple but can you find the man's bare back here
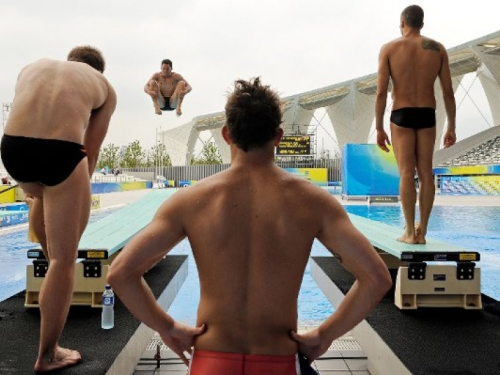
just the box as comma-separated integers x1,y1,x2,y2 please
181,165,325,355
6,58,111,144
384,35,444,110
376,5,456,245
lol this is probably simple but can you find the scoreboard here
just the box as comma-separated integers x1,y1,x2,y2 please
276,135,311,156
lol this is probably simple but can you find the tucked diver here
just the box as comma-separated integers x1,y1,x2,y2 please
375,4,457,244
144,58,191,117
108,77,391,375
0,46,116,373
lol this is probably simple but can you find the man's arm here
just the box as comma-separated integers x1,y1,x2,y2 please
107,192,204,365
177,73,192,94
83,84,117,176
375,44,391,152
439,46,457,148
144,73,160,94
292,194,392,360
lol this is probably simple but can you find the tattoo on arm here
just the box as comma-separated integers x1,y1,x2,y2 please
333,252,343,263
421,37,440,52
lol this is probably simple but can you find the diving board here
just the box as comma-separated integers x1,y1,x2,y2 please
347,213,482,310
25,189,177,308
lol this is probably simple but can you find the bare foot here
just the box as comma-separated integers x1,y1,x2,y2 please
155,107,162,115
397,232,418,244
414,223,427,244
34,347,81,373
176,108,182,117
415,235,426,244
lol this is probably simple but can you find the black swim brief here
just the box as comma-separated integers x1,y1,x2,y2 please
160,97,175,111
0,134,87,186
390,107,436,129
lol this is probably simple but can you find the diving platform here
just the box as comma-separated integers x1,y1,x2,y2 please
25,189,177,308
347,213,482,309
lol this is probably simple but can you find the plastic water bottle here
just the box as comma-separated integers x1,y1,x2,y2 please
101,285,114,329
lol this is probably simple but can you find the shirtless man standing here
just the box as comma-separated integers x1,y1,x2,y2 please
375,5,457,244
108,78,392,374
144,59,191,117
0,46,116,373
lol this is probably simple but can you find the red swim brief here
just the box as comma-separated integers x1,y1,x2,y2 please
189,349,299,375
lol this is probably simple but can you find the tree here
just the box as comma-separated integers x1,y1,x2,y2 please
147,142,172,167
97,143,121,170
121,140,146,168
191,141,223,165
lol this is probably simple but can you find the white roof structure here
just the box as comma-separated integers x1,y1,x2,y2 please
160,30,500,166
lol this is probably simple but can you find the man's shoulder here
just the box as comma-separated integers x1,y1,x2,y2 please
421,36,443,52
383,36,404,50
172,72,184,80
20,58,59,73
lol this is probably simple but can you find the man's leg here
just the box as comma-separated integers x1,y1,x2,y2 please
145,81,164,115
170,81,187,117
415,127,436,244
390,123,418,244
30,196,48,257
33,159,91,373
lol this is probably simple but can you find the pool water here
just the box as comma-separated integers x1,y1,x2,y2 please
168,204,500,325
1,204,499,326
343,204,500,302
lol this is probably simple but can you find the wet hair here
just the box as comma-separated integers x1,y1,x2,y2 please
225,77,282,152
161,59,173,68
67,45,105,73
401,5,424,29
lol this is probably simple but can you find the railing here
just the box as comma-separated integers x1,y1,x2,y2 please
122,158,342,183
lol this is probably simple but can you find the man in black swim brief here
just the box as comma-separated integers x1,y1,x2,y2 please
159,96,175,111
390,107,436,129
144,58,192,116
1,135,87,186
375,5,457,245
0,46,116,374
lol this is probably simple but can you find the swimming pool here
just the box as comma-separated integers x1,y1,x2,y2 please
168,204,500,325
1,203,499,326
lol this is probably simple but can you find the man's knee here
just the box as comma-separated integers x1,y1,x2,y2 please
400,169,416,182
147,82,159,95
417,173,434,186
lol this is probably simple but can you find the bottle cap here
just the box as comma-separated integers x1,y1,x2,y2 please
105,285,112,290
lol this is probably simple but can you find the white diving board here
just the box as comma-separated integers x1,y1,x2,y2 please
347,213,480,262
25,189,178,308
347,213,482,310
79,189,176,256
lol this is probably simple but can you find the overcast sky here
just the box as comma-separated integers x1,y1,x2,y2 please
1,0,498,152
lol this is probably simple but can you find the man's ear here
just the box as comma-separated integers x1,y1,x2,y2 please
273,128,284,146
222,125,231,145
